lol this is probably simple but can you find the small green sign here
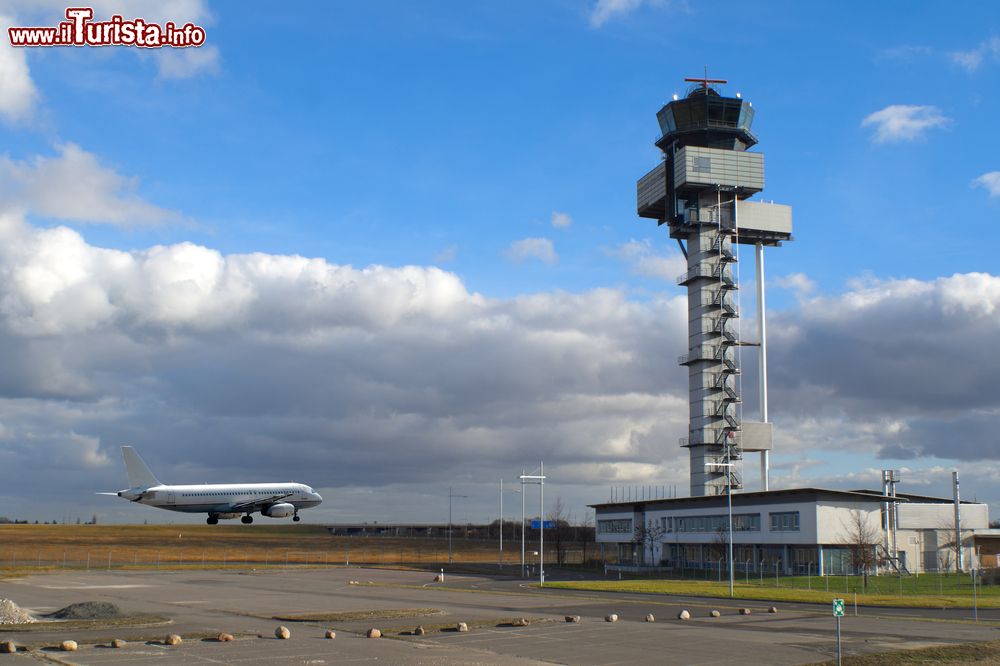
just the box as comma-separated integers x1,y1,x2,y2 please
832,598,845,617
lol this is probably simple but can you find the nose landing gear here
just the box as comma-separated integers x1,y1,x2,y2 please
293,512,300,522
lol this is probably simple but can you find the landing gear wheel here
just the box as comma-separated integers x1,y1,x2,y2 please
241,515,253,524
293,515,300,522
207,516,218,525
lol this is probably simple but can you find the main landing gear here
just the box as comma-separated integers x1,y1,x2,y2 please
293,512,300,522
241,515,254,524
207,515,219,525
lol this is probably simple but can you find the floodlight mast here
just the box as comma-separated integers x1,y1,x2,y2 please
520,463,546,587
447,487,468,565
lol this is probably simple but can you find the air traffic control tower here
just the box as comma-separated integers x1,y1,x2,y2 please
636,76,792,497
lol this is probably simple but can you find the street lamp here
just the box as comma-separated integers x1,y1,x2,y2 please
706,459,735,598
520,462,546,586
499,480,521,570
448,487,468,565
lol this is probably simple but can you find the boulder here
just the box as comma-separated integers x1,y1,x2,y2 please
456,622,469,632
60,640,78,652
275,626,290,640
165,634,183,646
709,610,721,618
565,615,581,623
413,626,425,636
768,606,778,614
511,618,529,627
1,641,16,654
217,633,234,642
325,629,336,639
739,608,752,616
111,638,127,648
366,628,381,639
644,614,655,622
605,614,618,623
677,610,690,620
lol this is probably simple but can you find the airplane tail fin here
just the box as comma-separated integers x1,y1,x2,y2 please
121,446,162,489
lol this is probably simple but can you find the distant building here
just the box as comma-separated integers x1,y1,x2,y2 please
592,488,988,575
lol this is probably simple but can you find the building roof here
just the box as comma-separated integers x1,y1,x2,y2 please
590,487,981,511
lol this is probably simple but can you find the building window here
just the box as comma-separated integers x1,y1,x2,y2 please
693,156,712,173
674,513,760,533
597,518,633,534
769,511,800,532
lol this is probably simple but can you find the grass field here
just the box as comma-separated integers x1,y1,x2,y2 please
546,575,1000,609
0,524,581,574
811,639,1000,665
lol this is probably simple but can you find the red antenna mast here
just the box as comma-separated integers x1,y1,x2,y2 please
684,66,726,90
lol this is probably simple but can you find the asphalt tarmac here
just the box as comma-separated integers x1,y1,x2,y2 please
2,567,999,665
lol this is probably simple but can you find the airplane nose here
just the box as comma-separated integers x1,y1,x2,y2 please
314,492,323,501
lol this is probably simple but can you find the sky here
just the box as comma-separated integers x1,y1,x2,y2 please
0,0,998,526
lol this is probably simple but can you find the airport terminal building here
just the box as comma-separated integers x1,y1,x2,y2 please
592,488,988,575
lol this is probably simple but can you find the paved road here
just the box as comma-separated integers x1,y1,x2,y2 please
1,567,998,665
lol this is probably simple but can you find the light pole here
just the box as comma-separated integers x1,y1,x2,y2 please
500,480,521,570
520,462,546,586
448,487,467,565
707,458,735,597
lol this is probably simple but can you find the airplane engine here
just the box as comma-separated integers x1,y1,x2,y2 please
263,502,295,518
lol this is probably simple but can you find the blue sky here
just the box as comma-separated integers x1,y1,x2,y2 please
0,1,998,524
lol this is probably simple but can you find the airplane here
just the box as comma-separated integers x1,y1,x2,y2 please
99,446,323,525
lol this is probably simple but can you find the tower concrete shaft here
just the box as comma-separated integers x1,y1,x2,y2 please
636,78,792,496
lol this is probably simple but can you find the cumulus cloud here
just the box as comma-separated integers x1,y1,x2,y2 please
551,211,572,229
950,36,1000,71
861,105,949,143
0,143,177,225
608,239,685,280
973,172,1000,198
156,44,220,80
0,14,40,122
0,216,998,519
0,213,696,521
589,0,643,27
769,273,1000,463
772,272,816,299
504,237,557,265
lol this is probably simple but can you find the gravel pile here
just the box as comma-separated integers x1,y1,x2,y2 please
47,602,124,620
0,599,36,625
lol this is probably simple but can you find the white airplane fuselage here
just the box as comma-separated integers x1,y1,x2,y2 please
122,483,322,516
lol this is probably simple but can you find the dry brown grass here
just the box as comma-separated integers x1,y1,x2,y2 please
810,639,1000,665
0,524,558,571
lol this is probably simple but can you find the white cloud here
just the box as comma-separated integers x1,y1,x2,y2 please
950,36,1000,71
0,14,40,122
861,105,949,143
504,237,557,265
551,211,572,229
772,272,816,298
973,172,1000,198
433,244,457,263
156,44,220,80
0,207,998,520
608,238,685,280
0,143,177,226
589,0,642,27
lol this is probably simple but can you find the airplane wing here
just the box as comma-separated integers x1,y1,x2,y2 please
230,493,294,512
